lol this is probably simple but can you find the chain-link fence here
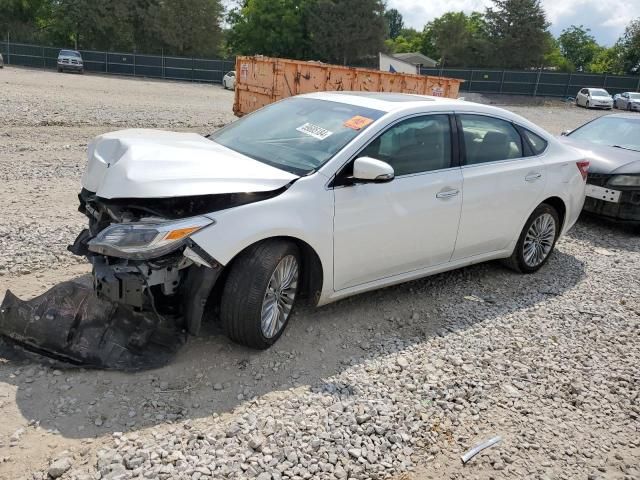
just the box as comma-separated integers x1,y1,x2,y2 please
420,67,640,97
0,40,235,84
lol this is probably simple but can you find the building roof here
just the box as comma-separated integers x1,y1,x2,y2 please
392,52,437,67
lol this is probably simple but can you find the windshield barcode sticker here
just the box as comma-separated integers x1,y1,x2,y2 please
296,123,333,140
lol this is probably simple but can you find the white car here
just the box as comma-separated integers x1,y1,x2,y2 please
71,93,588,349
0,52,4,68
575,88,613,109
222,70,236,90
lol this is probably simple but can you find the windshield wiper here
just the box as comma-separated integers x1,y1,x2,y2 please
612,145,640,152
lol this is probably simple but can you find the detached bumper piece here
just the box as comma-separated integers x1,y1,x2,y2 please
0,282,185,370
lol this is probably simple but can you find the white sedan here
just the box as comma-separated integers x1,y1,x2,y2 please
73,93,588,349
575,88,613,109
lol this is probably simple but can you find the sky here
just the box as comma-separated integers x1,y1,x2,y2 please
388,0,640,46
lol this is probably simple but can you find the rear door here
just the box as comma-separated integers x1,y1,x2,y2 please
451,113,547,260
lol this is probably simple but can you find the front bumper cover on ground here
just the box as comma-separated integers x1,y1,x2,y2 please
0,282,186,370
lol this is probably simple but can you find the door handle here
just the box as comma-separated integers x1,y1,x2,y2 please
525,173,542,182
436,189,460,199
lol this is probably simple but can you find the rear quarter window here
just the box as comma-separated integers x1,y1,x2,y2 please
522,130,548,155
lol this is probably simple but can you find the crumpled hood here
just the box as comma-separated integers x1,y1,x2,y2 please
82,129,299,199
559,136,640,175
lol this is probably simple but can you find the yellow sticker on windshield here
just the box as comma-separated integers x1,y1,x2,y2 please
344,116,374,130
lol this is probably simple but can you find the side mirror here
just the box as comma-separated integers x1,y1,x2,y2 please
561,130,571,136
353,157,394,183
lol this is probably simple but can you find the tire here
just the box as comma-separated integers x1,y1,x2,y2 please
220,240,301,349
586,100,590,108
627,103,632,112
502,203,560,274
57,67,63,73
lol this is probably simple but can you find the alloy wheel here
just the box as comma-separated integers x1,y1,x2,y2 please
523,213,556,268
260,255,299,338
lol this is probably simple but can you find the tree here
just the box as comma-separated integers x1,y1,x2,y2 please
227,0,313,59
308,0,386,65
589,44,625,74
146,0,223,56
618,18,640,74
424,11,490,67
542,33,573,71
485,0,550,69
47,0,135,51
384,8,403,40
0,0,52,42
558,25,598,71
384,28,422,53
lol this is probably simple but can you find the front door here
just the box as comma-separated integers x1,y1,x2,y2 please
333,114,463,291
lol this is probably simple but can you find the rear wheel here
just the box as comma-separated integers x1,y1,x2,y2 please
220,240,300,349
503,204,560,273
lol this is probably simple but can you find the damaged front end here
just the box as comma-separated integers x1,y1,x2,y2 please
0,190,227,369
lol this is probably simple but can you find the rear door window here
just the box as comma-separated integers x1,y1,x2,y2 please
458,114,524,165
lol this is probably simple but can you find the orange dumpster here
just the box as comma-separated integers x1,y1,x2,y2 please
233,56,464,116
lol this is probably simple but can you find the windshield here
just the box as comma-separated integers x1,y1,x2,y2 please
568,116,640,152
590,90,609,97
60,50,81,58
209,97,385,175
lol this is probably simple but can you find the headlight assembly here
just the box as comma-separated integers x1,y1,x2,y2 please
608,175,640,187
88,216,213,260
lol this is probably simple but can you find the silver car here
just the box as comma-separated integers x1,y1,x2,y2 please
57,49,84,73
0,53,4,68
614,92,640,112
560,114,640,225
575,88,613,109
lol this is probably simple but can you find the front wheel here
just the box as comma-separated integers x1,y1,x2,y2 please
586,100,590,108
220,240,301,349
503,204,560,273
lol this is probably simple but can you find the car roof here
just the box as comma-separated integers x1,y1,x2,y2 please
299,91,551,138
302,91,464,112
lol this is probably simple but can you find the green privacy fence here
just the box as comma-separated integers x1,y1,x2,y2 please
0,41,235,84
420,67,640,97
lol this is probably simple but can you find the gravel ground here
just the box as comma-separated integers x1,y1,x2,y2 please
0,67,638,480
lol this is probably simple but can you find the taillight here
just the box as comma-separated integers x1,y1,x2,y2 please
576,160,589,181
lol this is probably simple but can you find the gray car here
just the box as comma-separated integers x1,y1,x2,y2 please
614,92,640,111
560,114,640,225
57,49,84,73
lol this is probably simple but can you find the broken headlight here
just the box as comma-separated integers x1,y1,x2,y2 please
608,175,640,187
88,216,213,260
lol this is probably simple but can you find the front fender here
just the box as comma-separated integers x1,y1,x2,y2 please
189,178,334,292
